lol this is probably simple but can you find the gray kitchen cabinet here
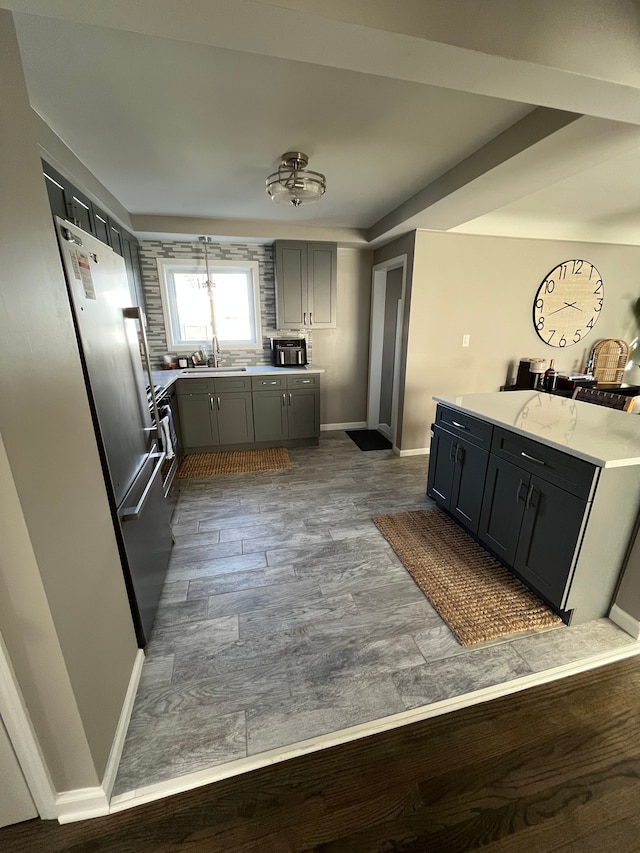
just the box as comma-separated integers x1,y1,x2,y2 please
215,392,254,444
287,387,320,438
253,389,289,442
176,373,320,451
177,392,218,449
274,240,337,329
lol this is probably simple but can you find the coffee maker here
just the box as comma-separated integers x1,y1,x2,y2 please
514,358,546,389
270,337,308,367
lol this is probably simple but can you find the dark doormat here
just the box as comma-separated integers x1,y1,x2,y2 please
345,429,392,451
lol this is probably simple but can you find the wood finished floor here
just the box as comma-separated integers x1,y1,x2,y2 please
113,432,634,795
4,655,640,852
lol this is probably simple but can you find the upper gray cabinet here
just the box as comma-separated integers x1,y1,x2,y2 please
274,241,337,329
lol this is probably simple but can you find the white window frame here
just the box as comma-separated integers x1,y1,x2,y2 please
156,257,263,351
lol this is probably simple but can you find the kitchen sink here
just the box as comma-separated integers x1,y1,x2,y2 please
180,367,247,374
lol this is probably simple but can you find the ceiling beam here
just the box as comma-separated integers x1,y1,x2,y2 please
5,0,640,125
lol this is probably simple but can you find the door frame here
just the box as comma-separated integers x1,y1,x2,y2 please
367,254,407,446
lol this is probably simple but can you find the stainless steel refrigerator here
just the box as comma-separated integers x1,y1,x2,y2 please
55,217,173,646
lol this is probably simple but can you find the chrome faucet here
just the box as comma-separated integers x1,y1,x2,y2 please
212,335,222,367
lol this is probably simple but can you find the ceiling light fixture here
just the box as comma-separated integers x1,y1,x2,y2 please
266,152,326,207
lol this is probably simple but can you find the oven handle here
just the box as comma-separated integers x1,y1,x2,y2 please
121,453,165,522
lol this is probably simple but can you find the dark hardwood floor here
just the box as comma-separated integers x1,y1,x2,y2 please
4,655,640,852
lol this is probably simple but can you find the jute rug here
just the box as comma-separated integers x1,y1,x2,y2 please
177,447,291,478
373,508,562,646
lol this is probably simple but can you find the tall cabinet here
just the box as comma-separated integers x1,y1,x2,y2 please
274,241,337,329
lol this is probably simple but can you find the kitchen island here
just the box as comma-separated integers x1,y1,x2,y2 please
428,390,640,626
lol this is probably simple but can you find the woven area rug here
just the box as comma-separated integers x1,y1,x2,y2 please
373,508,562,646
177,447,291,478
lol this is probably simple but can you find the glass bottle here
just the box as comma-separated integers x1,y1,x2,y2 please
544,358,558,391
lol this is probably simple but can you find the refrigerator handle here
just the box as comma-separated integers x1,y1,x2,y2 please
121,452,165,522
123,306,160,438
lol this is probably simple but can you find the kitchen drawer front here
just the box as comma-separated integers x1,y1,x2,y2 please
175,378,213,395
213,376,252,393
491,427,597,499
287,373,320,389
435,406,493,449
252,375,286,391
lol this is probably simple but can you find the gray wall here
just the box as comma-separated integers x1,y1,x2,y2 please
0,11,138,792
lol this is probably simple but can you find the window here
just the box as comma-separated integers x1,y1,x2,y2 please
157,257,262,350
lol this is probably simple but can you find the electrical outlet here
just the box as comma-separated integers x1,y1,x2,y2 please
462,334,470,347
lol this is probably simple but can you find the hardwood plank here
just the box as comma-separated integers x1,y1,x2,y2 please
3,657,640,852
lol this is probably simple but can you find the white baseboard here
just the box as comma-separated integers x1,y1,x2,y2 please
56,648,144,824
609,604,640,640
394,446,430,457
321,421,367,431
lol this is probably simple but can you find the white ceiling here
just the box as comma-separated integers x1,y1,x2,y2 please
8,0,640,247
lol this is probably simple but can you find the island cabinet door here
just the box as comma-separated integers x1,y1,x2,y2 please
450,439,489,535
513,476,587,609
426,424,457,507
478,455,528,566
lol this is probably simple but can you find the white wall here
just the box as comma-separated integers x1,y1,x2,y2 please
400,229,640,450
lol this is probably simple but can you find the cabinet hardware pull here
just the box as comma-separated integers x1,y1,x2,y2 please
450,421,468,430
520,451,545,465
289,393,292,406
217,396,221,410
300,379,311,383
209,396,213,410
303,312,306,325
449,442,457,462
455,445,464,464
525,484,535,509
310,312,313,325
516,479,527,503
282,393,286,407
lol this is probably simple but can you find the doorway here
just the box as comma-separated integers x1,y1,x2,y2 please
367,255,407,447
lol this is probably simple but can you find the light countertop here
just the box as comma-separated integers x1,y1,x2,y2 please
434,391,640,468
148,365,324,394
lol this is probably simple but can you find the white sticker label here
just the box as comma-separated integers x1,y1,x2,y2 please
70,249,81,280
77,251,96,300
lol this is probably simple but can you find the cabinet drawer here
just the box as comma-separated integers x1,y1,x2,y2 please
491,427,597,499
252,375,286,391
175,378,213,395
213,376,252,393
287,373,320,389
435,406,493,449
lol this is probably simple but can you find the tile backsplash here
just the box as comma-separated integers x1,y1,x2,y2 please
139,239,311,368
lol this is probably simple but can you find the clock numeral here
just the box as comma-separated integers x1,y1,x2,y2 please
594,298,603,313
546,329,556,344
536,317,545,330
586,316,595,330
573,328,582,343
535,297,544,311
544,278,555,294
558,265,567,280
559,335,567,347
572,260,583,275
589,264,594,280
593,280,603,294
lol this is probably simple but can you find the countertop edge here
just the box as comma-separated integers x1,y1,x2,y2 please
149,366,325,395
433,394,639,469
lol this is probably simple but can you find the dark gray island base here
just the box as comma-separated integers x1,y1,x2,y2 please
427,392,640,626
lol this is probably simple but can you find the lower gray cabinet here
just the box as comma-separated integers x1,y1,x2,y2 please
176,373,320,451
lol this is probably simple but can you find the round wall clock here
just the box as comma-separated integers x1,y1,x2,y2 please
533,259,604,348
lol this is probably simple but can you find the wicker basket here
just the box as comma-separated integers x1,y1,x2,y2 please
591,339,629,386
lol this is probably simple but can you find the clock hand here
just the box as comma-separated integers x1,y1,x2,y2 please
564,301,581,311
